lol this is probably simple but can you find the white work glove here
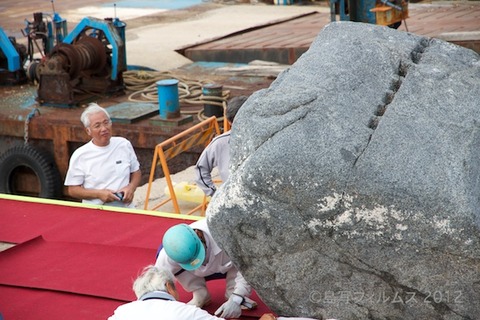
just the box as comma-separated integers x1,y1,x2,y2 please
187,287,211,308
215,293,243,318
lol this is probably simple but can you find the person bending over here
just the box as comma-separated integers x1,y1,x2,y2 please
108,265,225,320
108,265,322,320
155,218,256,319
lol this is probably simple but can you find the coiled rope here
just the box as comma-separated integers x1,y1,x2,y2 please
123,70,229,121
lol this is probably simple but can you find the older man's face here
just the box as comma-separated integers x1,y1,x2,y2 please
86,111,112,146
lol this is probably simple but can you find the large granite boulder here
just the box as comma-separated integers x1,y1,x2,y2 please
207,22,480,320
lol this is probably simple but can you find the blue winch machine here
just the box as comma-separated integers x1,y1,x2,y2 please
329,0,409,29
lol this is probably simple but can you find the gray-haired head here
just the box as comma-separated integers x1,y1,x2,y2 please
226,95,248,124
132,265,176,299
80,103,111,128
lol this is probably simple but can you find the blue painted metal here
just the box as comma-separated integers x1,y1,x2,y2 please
349,0,377,24
63,17,126,80
330,0,408,26
23,11,68,57
330,0,376,24
46,19,55,54
0,28,21,72
113,18,127,67
53,12,68,44
157,79,180,119
330,0,350,21
127,65,157,71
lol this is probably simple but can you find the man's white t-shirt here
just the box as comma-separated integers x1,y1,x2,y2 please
64,136,140,206
108,299,224,320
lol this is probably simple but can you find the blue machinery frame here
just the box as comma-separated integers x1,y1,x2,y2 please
329,0,408,26
0,28,22,72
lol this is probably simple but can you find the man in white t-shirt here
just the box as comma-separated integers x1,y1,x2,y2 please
108,265,225,320
64,103,141,208
108,265,320,320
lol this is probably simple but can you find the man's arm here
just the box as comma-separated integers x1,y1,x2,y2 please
232,268,252,298
119,169,141,203
195,149,217,197
67,185,119,203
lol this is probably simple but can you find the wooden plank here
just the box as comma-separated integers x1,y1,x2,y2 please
106,102,159,124
149,114,194,127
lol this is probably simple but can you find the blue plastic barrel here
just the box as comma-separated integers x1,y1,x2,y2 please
157,79,180,119
274,0,293,4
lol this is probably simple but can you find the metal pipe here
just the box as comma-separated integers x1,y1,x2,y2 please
380,0,403,11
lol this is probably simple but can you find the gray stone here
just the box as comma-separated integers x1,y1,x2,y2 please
207,21,480,320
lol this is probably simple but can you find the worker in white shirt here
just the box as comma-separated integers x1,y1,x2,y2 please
155,218,256,319
107,265,224,320
107,264,328,320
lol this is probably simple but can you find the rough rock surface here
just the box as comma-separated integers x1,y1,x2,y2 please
207,22,480,320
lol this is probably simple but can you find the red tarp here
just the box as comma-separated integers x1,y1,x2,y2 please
0,197,195,247
0,286,126,320
0,196,271,320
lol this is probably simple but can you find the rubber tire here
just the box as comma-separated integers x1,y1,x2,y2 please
0,145,63,199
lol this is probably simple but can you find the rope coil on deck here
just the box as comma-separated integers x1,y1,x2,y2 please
123,70,229,121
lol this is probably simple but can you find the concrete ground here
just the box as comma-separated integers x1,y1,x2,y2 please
1,0,328,70
3,0,479,70
123,3,329,70
0,243,14,251
132,165,218,214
